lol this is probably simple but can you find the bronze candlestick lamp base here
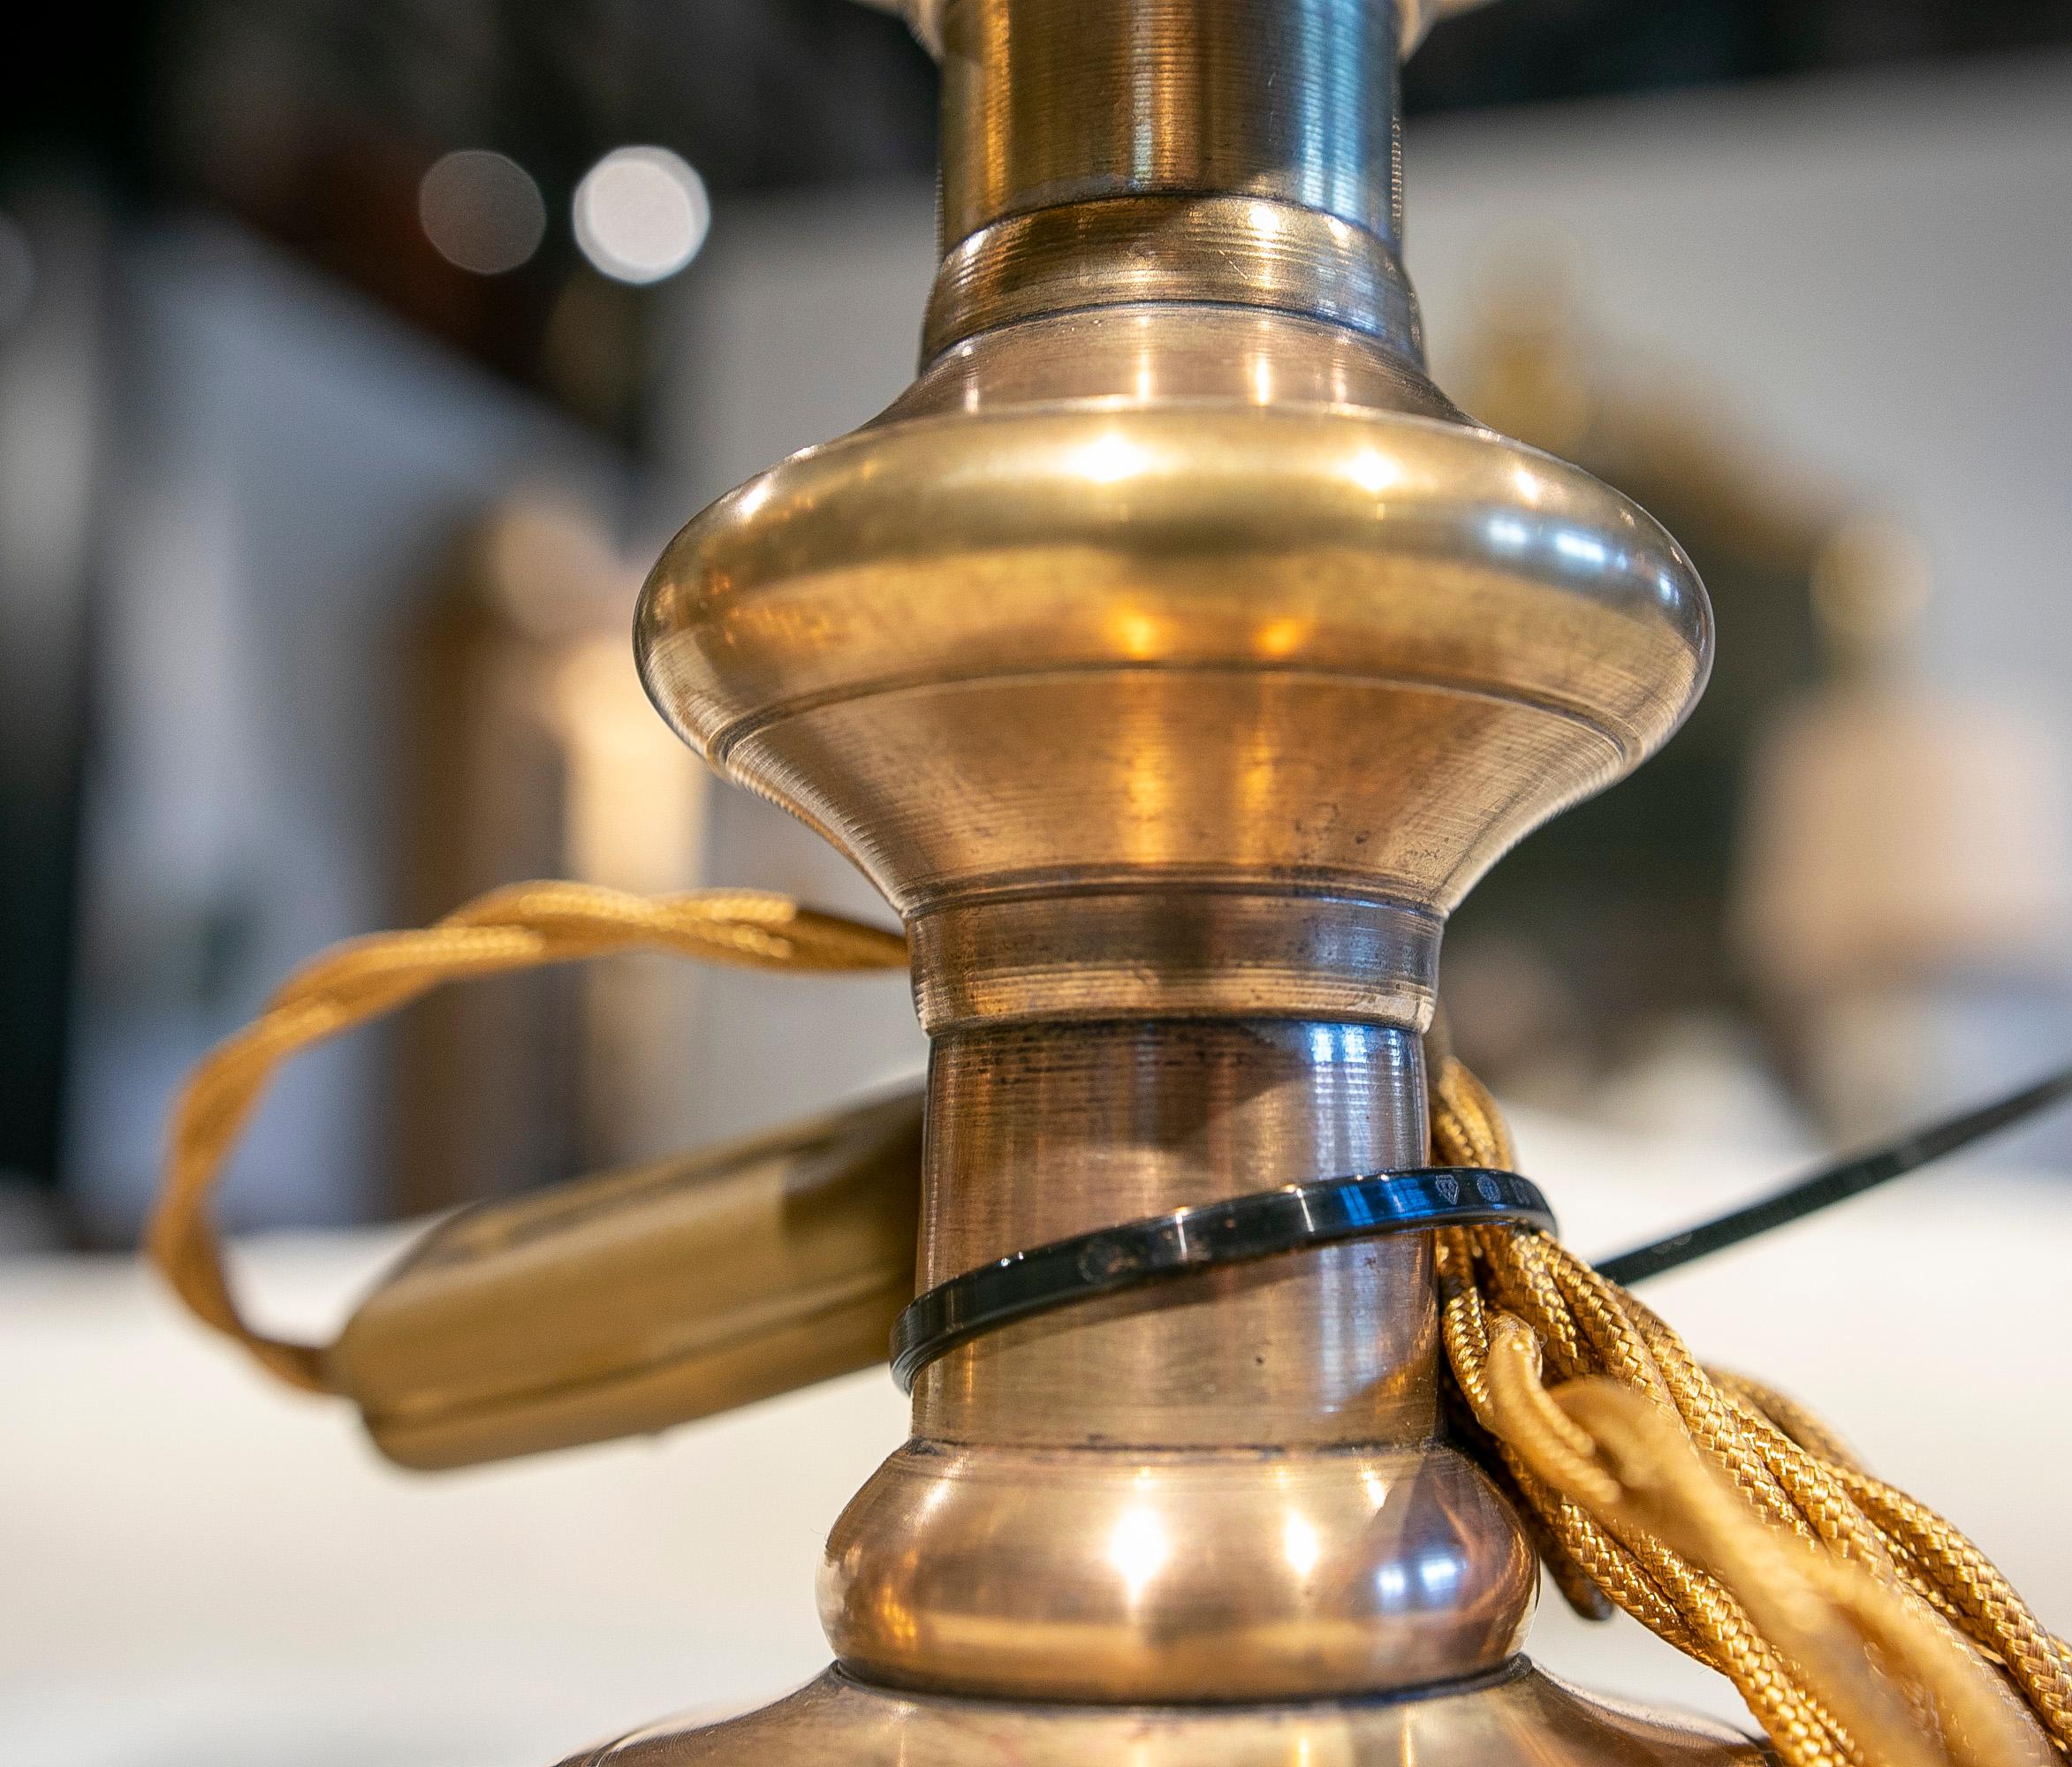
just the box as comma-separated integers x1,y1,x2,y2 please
589,0,1755,1759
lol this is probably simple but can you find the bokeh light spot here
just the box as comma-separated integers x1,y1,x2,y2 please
418,149,547,276
573,147,710,285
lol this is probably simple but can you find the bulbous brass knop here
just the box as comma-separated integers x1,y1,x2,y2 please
608,0,1750,1759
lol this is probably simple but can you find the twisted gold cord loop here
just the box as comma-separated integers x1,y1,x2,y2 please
152,884,2068,1766
149,881,907,1392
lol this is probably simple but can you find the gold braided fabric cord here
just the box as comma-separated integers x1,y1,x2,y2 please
1431,1056,2071,1767
150,881,907,1393
154,881,2069,1766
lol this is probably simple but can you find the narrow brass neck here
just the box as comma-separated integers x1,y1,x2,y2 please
926,0,1416,360
938,0,1403,247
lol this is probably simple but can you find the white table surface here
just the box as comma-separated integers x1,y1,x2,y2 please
4,1102,2068,1766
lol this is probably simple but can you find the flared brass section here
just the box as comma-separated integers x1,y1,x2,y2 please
822,1442,1536,1701
894,303,1459,421
639,405,1705,927
561,1663,1766,1765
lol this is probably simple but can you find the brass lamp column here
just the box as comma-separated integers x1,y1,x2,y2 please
613,0,1758,1758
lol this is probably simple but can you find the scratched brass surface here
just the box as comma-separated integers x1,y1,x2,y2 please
910,1021,1434,1446
622,0,1732,1748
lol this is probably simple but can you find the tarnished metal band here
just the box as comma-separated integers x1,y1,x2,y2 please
908,889,1442,1035
892,1165,1554,1391
924,194,1423,362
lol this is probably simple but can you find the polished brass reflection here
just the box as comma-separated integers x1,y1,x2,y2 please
596,0,1750,1758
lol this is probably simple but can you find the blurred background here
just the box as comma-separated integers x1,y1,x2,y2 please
2,2,2069,1763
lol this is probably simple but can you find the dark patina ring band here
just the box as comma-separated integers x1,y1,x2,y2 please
891,1165,1556,1392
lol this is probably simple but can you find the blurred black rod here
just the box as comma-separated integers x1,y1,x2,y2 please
1602,1062,2072,1286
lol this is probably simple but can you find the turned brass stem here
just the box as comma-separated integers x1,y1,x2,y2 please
633,0,1718,1745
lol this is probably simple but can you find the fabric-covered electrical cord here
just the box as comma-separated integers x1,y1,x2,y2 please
150,880,907,1392
153,880,2071,1766
1598,1062,2072,1286
1430,1056,2071,1767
